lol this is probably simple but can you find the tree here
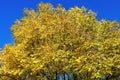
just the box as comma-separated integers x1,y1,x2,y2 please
0,3,120,80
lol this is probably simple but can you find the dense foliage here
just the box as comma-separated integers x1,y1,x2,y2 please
0,3,120,80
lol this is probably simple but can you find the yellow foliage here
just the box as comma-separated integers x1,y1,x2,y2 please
0,3,120,80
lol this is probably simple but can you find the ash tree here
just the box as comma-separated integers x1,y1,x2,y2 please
0,3,120,80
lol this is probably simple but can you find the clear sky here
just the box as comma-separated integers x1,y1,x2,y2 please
0,0,120,49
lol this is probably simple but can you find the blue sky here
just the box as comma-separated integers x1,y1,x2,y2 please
0,0,120,49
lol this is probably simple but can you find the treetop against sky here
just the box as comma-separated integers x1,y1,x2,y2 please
0,2,120,80
0,0,120,49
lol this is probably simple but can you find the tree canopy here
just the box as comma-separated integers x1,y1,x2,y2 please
0,3,120,80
